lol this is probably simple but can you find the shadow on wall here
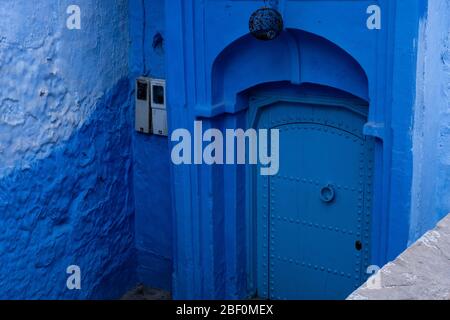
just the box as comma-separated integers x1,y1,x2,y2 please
0,78,136,300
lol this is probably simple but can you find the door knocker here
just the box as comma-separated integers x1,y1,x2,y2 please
320,184,336,203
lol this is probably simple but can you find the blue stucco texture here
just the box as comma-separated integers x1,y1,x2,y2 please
0,1,136,299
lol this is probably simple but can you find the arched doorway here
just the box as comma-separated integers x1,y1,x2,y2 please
201,28,379,299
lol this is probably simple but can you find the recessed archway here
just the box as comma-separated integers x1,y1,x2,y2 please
211,29,369,111
209,29,381,299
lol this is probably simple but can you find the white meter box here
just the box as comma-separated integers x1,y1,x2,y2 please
150,79,168,136
135,77,151,134
135,77,168,136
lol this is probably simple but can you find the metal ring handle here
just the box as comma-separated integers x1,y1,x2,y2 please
320,184,335,203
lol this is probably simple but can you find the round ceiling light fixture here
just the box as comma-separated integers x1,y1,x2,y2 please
249,6,284,41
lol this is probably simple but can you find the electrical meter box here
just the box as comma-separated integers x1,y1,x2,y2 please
135,77,151,134
135,77,167,136
150,79,168,136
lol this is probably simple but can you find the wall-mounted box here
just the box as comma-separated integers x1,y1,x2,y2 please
135,77,168,136
150,79,168,136
135,77,151,134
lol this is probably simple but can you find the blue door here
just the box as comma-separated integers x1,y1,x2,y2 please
254,95,374,300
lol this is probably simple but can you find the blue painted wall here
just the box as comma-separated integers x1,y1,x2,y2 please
411,0,450,243
128,0,173,291
0,1,136,299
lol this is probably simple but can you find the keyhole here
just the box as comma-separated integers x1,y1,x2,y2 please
355,241,363,251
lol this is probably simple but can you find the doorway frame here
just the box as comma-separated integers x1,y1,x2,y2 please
165,0,423,299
